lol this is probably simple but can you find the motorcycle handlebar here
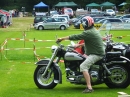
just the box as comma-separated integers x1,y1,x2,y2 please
56,40,60,44
56,40,64,48
56,40,76,50
56,39,61,42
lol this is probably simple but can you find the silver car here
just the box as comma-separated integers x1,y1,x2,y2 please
119,14,130,23
97,18,123,23
34,17,69,30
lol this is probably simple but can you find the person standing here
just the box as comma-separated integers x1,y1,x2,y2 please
57,16,105,93
3,15,7,28
1,15,6,28
1,15,4,27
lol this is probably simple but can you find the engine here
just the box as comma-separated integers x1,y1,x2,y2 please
90,71,99,83
65,64,100,84
122,49,130,60
89,65,100,83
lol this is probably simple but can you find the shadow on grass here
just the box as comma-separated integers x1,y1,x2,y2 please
1,84,126,97
18,84,128,94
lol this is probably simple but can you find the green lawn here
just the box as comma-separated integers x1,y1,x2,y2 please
0,17,130,97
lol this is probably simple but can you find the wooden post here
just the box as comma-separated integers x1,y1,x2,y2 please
0,44,2,60
6,42,7,55
33,38,35,62
23,31,26,47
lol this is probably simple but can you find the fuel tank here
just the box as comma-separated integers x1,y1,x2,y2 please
64,52,83,60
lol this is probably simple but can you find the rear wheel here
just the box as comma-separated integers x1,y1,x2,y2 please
60,25,66,30
34,65,58,89
105,64,130,88
38,26,44,30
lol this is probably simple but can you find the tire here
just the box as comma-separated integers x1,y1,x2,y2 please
34,65,58,89
38,26,44,30
60,25,66,30
104,64,130,88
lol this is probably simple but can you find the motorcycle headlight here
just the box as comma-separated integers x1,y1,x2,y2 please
51,45,57,53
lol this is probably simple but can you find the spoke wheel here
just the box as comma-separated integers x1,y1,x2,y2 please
105,64,130,88
34,65,58,89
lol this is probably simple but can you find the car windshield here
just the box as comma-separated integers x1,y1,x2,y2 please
60,16,69,20
45,18,54,22
54,18,66,22
50,11,57,14
97,19,106,23
91,9,98,11
107,10,113,12
65,9,72,13
94,18,105,22
115,15,122,18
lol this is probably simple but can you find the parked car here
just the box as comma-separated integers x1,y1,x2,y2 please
61,8,74,18
52,14,71,25
125,19,130,23
46,10,59,16
69,15,85,25
114,15,122,18
90,9,101,14
93,17,106,23
119,14,130,19
35,12,46,16
119,14,130,22
33,15,50,25
34,17,69,30
97,18,123,24
105,9,115,16
74,16,106,29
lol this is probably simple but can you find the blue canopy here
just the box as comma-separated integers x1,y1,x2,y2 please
34,2,48,8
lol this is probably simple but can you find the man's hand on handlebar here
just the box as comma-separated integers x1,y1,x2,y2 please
56,38,63,43
56,36,69,43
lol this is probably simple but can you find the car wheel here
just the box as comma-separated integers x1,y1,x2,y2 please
38,26,44,30
60,25,66,30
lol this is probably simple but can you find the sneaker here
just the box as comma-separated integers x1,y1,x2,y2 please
82,88,94,93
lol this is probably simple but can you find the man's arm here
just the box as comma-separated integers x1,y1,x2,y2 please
75,43,84,48
57,36,69,41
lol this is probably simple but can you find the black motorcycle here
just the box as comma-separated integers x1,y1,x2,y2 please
34,40,130,89
100,22,130,60
104,35,130,60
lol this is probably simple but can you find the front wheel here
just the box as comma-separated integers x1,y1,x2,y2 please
38,26,44,30
60,25,66,30
105,64,130,88
34,65,58,89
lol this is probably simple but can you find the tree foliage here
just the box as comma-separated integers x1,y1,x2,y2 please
0,0,129,11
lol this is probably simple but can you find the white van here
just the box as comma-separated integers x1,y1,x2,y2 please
105,9,115,16
52,14,71,25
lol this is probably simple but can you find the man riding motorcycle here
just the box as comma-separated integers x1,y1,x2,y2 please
57,16,105,93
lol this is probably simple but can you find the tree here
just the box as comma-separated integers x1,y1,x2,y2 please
0,0,127,12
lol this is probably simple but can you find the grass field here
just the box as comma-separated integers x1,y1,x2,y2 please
0,17,130,97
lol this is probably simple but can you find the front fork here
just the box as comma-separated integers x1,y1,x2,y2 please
42,49,59,76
